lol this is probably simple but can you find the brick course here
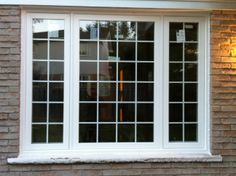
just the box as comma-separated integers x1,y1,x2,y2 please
0,6,236,175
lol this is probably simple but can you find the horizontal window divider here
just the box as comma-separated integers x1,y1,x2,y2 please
169,61,198,64
32,122,64,125
169,122,198,124
33,80,64,83
169,81,198,83
33,38,64,41
32,101,64,104
79,101,154,103
79,81,154,83
169,41,198,43
33,59,64,62
79,60,154,63
79,122,154,124
169,102,198,104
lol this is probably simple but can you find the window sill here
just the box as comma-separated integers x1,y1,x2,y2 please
8,152,222,164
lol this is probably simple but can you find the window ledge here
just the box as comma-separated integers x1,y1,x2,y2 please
8,153,222,164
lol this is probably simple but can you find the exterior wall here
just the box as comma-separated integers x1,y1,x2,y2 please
0,6,235,175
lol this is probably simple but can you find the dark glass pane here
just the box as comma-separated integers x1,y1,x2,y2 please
169,43,183,61
185,23,198,41
99,103,116,122
169,63,183,81
33,41,47,59
185,43,198,61
49,62,64,80
169,23,183,41
50,41,64,60
169,124,183,142
80,41,97,60
32,125,46,143
49,103,63,122
185,103,197,122
99,42,116,60
48,125,63,143
33,82,47,101
80,21,97,39
118,21,136,40
99,21,117,40
80,62,97,81
185,124,197,141
49,30,64,39
137,43,154,61
49,83,64,101
99,62,116,81
99,83,116,101
48,20,64,39
169,83,182,102
33,61,47,80
118,103,135,122
138,22,154,41
137,83,153,101
33,19,48,38
118,124,134,142
169,103,182,122
137,103,153,122
79,103,97,122
79,124,96,143
32,103,47,122
137,124,153,142
118,42,135,61
99,124,116,142
118,63,135,81
185,63,197,82
185,83,197,102
137,63,154,81
80,82,97,101
118,83,135,101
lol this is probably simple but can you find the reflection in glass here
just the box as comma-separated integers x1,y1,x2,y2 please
79,103,97,122
80,62,97,81
169,23,183,41
79,124,96,142
32,103,47,122
138,22,154,41
99,62,116,81
137,124,153,142
185,23,198,41
99,21,117,40
185,63,197,81
169,104,182,122
137,104,153,122
185,124,197,141
49,103,63,122
33,61,47,80
118,124,134,142
49,62,64,80
137,63,153,81
33,41,47,59
118,63,135,81
80,21,97,39
169,43,183,61
99,83,116,101
118,103,135,122
184,83,197,102
169,63,183,81
169,83,182,102
48,125,63,143
99,124,116,142
169,124,183,142
50,41,64,60
99,103,116,122
137,83,153,101
32,125,46,143
80,41,97,60
118,83,135,101
99,42,116,60
33,82,47,101
137,43,154,61
118,42,135,61
185,43,198,61
118,21,136,40
185,104,197,122
49,83,64,101
80,82,97,101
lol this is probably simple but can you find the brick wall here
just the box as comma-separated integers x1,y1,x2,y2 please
0,6,235,175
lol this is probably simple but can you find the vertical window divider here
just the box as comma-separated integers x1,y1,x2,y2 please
46,27,50,144
134,21,138,143
96,21,100,143
115,21,119,143
182,23,185,142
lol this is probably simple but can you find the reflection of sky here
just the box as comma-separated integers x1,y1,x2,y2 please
33,19,64,33
80,21,96,32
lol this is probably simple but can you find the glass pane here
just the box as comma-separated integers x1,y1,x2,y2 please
169,43,183,61
50,41,64,60
185,23,198,41
118,83,135,101
33,41,47,60
118,21,136,40
184,83,197,102
80,41,97,60
99,42,116,60
99,83,116,101
80,21,97,39
79,82,97,101
99,124,116,142
32,103,47,122
99,62,116,81
33,82,47,101
33,19,48,38
169,104,182,122
99,21,117,40
138,22,154,41
79,124,96,142
137,83,153,101
49,103,63,122
118,42,135,61
185,43,198,61
185,63,197,82
185,104,197,122
169,63,183,81
185,124,197,141
33,61,47,80
48,20,64,39
80,62,97,81
137,43,154,61
118,124,134,142
169,23,183,41
80,103,97,122
118,103,135,122
137,63,154,81
118,63,135,81
169,83,182,102
137,103,153,122
169,124,183,142
99,103,116,122
32,125,46,143
49,62,64,80
48,125,63,143
49,83,64,101
137,124,153,142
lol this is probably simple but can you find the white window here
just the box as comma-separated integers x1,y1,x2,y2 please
20,13,210,158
